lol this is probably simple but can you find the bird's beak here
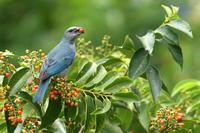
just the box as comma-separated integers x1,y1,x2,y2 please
78,27,85,34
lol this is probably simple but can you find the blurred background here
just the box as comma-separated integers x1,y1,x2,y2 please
0,0,199,89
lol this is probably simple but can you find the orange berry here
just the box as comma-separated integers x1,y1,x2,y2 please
18,110,22,115
76,88,80,93
178,123,185,126
16,99,22,104
67,92,71,97
8,116,14,121
70,102,74,106
9,106,14,110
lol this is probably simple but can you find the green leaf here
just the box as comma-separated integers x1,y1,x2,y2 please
138,102,150,132
95,114,105,133
155,26,178,44
64,106,78,121
105,77,133,93
161,5,173,17
17,91,42,117
146,66,162,101
95,71,119,91
53,119,67,133
9,68,31,96
96,57,124,67
85,65,107,88
67,58,88,80
91,98,111,115
186,101,200,113
137,31,155,55
40,97,62,129
128,48,150,80
76,62,97,85
166,19,193,38
118,35,135,57
168,44,183,69
171,79,200,97
101,120,123,133
84,95,96,132
112,92,139,103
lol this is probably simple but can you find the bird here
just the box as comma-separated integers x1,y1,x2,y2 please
33,26,85,103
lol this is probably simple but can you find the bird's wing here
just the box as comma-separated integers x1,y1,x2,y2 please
39,57,74,80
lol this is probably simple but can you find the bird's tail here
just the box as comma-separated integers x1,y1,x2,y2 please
33,78,51,103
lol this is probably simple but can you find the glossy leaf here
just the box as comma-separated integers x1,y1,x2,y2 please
155,26,179,44
138,102,150,132
95,71,119,91
85,65,107,88
146,66,162,101
105,77,133,93
91,98,111,115
112,92,139,103
128,48,150,80
171,79,200,97
137,31,155,55
17,91,42,117
64,106,78,121
40,97,62,128
168,44,183,69
96,57,123,67
9,68,31,96
76,62,97,85
84,95,96,132
167,19,193,38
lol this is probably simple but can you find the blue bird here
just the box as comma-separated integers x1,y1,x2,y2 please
33,26,85,103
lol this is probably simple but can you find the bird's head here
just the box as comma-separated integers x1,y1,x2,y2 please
64,26,85,41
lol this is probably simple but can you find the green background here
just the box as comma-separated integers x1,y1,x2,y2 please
0,0,199,89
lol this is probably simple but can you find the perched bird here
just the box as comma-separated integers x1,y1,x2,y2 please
33,26,85,103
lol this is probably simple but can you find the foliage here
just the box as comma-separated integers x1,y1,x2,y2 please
0,5,197,133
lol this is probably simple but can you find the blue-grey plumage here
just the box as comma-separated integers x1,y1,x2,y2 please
33,26,84,103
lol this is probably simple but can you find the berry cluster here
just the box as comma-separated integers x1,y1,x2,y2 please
0,98,24,126
0,50,16,77
25,78,40,93
22,117,42,133
0,85,10,100
50,78,81,107
150,107,185,132
19,49,46,77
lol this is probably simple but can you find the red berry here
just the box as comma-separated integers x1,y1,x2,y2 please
167,116,173,121
5,104,10,109
176,116,183,122
178,113,185,117
5,72,11,78
79,28,85,33
57,90,61,95
50,95,56,100
17,117,22,123
8,116,14,121
159,119,165,125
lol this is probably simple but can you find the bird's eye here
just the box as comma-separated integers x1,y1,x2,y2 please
68,29,74,33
